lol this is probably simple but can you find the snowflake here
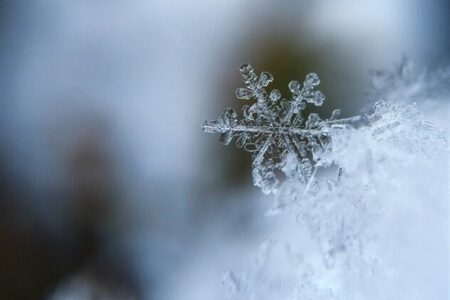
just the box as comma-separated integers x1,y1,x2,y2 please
202,64,360,194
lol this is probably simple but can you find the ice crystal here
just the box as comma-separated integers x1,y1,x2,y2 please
218,98,448,300
202,64,360,194
203,63,449,300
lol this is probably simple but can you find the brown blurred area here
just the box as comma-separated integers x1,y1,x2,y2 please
0,120,136,299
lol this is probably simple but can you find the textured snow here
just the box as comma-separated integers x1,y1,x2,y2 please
203,64,449,299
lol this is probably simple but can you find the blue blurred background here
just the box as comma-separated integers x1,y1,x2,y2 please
0,1,448,299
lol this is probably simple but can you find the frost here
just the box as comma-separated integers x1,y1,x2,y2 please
202,63,449,300
369,57,450,106
214,96,448,299
203,64,360,194
367,100,448,157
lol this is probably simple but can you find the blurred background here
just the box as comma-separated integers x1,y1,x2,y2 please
0,1,448,299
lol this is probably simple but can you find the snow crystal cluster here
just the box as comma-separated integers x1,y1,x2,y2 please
203,64,449,299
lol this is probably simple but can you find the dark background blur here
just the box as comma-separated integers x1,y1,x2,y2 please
0,1,449,299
